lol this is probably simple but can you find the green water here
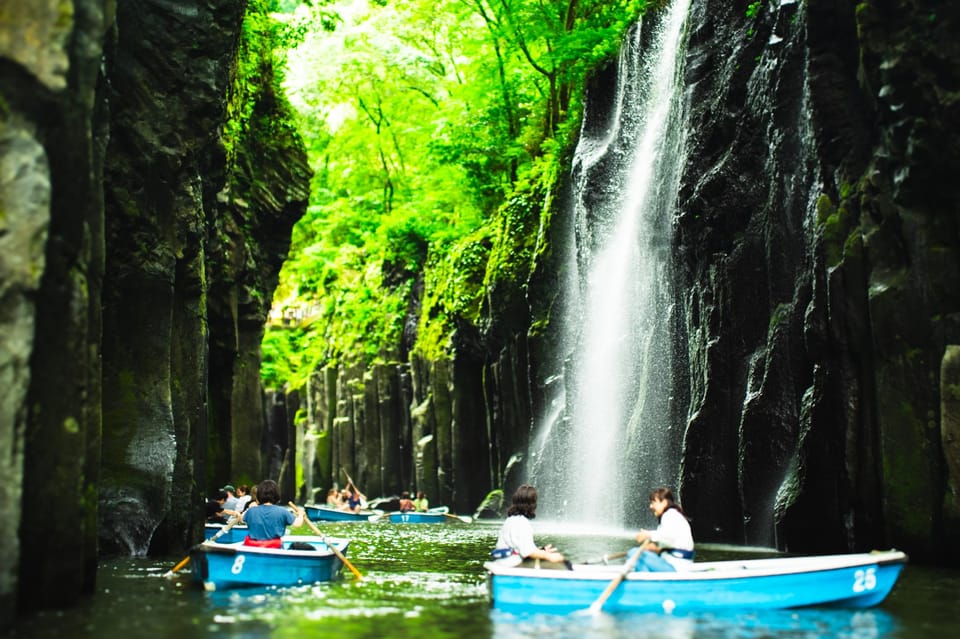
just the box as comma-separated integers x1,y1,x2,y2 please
6,520,959,638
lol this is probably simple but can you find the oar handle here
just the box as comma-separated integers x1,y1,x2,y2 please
289,502,363,580
587,541,651,614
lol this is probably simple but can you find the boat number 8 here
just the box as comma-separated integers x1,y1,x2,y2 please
231,555,246,575
852,567,876,592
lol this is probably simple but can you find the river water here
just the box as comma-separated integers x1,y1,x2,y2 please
6,520,959,639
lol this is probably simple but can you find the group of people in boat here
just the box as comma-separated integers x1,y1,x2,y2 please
491,484,694,572
323,477,368,513
205,483,253,523
208,473,690,569
398,490,429,512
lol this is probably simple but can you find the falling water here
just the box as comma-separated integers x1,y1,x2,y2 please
530,0,691,527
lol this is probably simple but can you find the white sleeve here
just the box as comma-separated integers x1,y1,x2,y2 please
650,509,694,550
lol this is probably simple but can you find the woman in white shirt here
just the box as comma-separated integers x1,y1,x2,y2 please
491,484,566,567
632,487,695,571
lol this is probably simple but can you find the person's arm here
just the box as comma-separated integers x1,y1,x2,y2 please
293,507,306,528
526,544,564,562
504,517,562,560
635,528,662,551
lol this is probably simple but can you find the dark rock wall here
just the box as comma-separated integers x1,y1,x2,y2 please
300,349,506,514
98,0,247,558
98,0,310,557
675,0,960,561
3,0,114,620
1,0,310,624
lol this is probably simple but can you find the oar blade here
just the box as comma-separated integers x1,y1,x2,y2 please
163,555,191,578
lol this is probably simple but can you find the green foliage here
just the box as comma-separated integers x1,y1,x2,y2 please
745,0,766,37
745,1,766,20
816,190,859,268
224,0,306,167
414,227,494,360
261,0,651,388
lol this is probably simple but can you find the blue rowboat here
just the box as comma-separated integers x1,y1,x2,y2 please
386,507,454,524
304,504,379,522
189,535,350,591
203,523,248,544
485,550,907,614
388,511,447,524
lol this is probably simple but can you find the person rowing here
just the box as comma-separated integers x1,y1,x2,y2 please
240,479,305,548
629,486,694,571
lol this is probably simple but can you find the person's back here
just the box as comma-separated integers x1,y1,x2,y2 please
491,484,566,568
241,479,303,547
398,491,415,512
244,503,293,542
494,513,537,561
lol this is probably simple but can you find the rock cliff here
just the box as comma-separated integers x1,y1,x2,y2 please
0,0,310,623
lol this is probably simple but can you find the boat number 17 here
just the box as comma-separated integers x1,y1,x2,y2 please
852,567,876,592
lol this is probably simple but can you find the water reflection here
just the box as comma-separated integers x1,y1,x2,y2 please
490,608,896,639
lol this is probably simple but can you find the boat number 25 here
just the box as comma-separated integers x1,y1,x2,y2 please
852,567,876,592
231,555,246,574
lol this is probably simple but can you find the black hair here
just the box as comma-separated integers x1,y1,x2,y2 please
507,484,538,519
256,479,281,505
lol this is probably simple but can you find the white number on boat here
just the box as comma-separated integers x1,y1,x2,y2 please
231,555,246,575
852,567,877,592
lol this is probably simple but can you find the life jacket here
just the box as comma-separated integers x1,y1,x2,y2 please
243,536,282,548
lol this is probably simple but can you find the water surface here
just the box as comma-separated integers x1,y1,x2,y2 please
7,521,958,638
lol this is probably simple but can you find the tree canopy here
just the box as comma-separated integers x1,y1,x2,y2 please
261,0,650,390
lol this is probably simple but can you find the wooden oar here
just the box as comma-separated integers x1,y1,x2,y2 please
206,516,241,543
364,507,387,523
341,468,358,492
341,469,368,509
582,551,628,565
443,512,472,524
162,555,191,578
587,541,651,614
162,517,241,578
289,502,363,580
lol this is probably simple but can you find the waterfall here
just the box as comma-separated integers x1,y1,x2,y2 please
530,0,691,527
